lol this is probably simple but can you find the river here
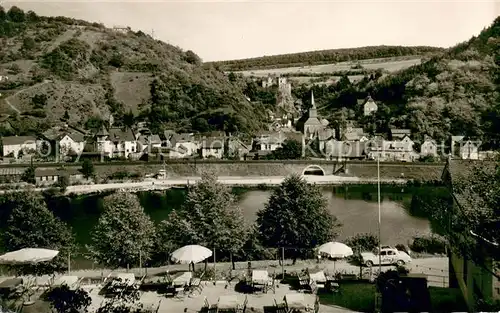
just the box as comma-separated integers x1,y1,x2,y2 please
51,184,436,251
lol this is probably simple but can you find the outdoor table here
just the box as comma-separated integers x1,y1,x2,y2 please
172,272,192,286
0,278,22,296
251,270,269,285
284,293,309,311
308,271,327,283
115,273,135,286
53,276,79,290
217,295,240,312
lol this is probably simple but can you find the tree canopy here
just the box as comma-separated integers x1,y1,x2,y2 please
87,192,155,268
257,174,341,260
448,163,500,277
157,173,247,260
1,192,75,274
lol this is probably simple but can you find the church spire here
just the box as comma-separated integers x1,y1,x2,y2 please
309,91,317,118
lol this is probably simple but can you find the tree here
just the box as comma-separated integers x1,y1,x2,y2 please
257,174,341,263
46,285,92,313
268,139,302,160
157,173,247,268
443,163,500,278
2,192,75,274
21,165,35,184
81,159,95,180
57,175,69,192
88,192,155,268
122,110,135,128
6,6,25,23
63,110,70,121
344,233,379,252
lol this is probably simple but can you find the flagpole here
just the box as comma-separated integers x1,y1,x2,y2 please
377,154,382,275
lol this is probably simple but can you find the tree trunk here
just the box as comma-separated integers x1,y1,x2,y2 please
230,252,235,270
204,259,208,272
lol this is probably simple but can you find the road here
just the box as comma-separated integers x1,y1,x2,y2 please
60,175,407,194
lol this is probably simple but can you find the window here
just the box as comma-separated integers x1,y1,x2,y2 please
388,251,396,256
380,251,387,256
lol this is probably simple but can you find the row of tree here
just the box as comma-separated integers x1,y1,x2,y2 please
207,46,444,71
0,174,342,274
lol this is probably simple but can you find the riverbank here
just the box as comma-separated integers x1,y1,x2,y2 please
0,175,409,195
67,175,408,194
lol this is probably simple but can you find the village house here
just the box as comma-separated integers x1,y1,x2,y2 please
199,137,225,159
168,133,198,159
341,127,367,142
137,134,162,153
367,135,417,162
325,140,367,161
35,168,84,186
459,140,480,160
420,137,438,157
252,131,286,153
0,168,24,183
1,136,37,159
363,95,378,116
226,137,252,160
441,159,500,311
95,126,137,159
390,128,412,140
40,126,86,157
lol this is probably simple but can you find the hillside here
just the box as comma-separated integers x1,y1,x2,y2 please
207,46,445,71
0,6,268,136
291,17,500,147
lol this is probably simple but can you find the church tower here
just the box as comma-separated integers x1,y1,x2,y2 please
309,91,317,118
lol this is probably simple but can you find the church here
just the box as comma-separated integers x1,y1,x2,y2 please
300,91,333,139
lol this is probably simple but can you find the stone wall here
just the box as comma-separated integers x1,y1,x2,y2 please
91,161,446,181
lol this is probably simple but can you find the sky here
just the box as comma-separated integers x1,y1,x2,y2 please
3,1,499,61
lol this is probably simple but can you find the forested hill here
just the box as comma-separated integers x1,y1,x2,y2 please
289,16,500,148
207,46,445,71
0,5,268,136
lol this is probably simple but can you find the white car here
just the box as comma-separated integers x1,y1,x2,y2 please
361,248,412,267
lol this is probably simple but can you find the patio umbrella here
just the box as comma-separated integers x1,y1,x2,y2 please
317,242,353,271
317,242,353,258
171,245,212,264
0,248,59,265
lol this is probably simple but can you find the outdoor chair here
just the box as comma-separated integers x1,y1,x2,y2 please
298,273,309,289
188,277,203,296
202,296,217,312
266,275,276,294
236,295,248,313
274,299,287,313
308,280,318,294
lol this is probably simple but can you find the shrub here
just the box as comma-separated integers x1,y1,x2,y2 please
344,233,379,252
410,235,446,254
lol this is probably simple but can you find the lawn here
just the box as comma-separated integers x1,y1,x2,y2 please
318,283,467,313
318,281,376,312
428,286,468,312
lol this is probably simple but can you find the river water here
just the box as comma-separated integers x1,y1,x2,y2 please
58,185,433,250
237,186,431,246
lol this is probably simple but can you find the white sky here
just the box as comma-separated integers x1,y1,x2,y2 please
4,1,499,61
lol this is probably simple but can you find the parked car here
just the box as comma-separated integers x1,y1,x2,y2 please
361,247,412,267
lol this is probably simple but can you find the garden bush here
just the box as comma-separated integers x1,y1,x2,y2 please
410,235,446,254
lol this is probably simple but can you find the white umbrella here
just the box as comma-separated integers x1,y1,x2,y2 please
171,245,212,264
317,242,353,271
317,242,353,258
0,248,59,265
